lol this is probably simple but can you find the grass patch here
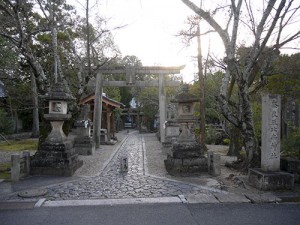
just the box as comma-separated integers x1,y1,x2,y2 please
0,162,11,180
0,139,38,152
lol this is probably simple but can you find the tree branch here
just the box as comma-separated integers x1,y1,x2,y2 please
181,0,230,48
0,32,19,45
244,0,285,80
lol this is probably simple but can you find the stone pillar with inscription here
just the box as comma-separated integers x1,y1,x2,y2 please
248,94,294,190
261,94,281,171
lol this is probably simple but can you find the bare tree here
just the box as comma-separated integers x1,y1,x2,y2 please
182,0,300,168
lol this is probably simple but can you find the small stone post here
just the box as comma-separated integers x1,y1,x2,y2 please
11,154,20,182
207,151,221,176
120,157,128,172
23,151,30,174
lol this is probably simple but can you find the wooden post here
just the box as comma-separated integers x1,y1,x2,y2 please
159,73,166,143
107,109,111,141
93,73,103,148
111,110,115,138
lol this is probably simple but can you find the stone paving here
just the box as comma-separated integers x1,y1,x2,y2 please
2,131,218,201
44,132,214,200
1,131,291,204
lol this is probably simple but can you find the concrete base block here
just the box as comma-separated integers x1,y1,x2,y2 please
30,161,83,177
164,155,208,175
281,157,300,183
186,193,219,203
214,193,250,203
248,168,294,191
30,141,83,177
74,137,95,155
244,193,282,203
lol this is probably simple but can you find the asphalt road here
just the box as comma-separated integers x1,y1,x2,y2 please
1,203,300,225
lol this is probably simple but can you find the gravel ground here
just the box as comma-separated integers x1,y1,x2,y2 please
74,132,128,177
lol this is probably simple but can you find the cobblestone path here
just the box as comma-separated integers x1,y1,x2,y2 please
45,132,213,200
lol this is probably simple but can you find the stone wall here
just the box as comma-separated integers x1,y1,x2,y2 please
3,132,32,140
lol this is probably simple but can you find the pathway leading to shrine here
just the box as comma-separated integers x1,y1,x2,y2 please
44,131,216,200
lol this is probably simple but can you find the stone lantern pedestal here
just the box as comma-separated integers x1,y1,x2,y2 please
73,104,95,155
30,84,83,176
164,85,208,175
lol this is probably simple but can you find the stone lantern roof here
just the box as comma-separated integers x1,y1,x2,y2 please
43,83,75,101
170,84,198,103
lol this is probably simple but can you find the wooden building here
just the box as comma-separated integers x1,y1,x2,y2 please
80,93,124,142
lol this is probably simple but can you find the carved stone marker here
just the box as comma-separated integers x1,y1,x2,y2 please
261,94,281,171
208,151,221,176
248,94,294,190
120,156,128,173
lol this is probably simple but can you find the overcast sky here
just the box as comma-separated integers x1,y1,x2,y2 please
86,0,220,83
73,0,299,83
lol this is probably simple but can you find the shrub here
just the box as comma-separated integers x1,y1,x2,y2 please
281,127,300,159
205,126,218,144
223,138,230,145
0,109,13,134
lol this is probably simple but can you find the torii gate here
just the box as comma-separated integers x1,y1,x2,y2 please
91,65,184,148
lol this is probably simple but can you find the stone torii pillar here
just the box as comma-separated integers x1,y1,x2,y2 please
159,73,166,143
93,72,103,148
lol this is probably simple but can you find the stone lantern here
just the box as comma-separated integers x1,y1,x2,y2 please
43,85,72,143
172,84,198,143
30,83,83,176
164,84,208,175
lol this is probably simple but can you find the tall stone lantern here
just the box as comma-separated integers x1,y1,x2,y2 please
173,85,198,143
44,85,72,143
30,84,83,176
164,84,208,175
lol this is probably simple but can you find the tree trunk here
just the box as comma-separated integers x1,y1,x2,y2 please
31,74,40,138
239,81,258,167
23,48,48,91
227,126,242,157
86,0,91,77
197,25,206,149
